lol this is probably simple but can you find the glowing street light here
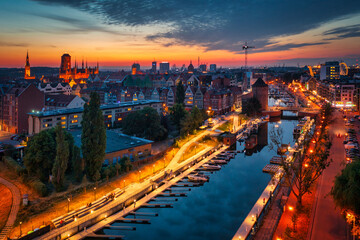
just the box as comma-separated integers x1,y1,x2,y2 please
94,187,97,201
19,222,22,237
67,198,71,212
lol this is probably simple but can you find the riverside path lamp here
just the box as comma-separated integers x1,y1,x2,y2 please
67,198,71,212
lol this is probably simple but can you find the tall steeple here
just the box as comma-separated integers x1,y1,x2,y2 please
25,50,30,67
25,50,31,79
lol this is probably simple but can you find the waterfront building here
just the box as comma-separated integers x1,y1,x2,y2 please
71,129,153,165
252,78,269,111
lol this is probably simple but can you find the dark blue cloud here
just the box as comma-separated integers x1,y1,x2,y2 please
33,0,360,52
323,24,360,40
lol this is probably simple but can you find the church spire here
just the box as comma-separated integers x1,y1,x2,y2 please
25,50,30,67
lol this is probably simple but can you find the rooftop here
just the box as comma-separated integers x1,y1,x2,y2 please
28,99,163,117
70,129,153,154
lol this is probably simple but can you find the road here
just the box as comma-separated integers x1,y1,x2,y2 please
308,110,348,240
0,177,21,240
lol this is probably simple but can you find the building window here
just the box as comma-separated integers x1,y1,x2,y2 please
61,121,66,125
71,120,78,123
73,115,78,118
108,115,112,118
61,116,66,120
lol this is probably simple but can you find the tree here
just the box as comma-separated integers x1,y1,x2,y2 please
175,81,185,104
242,97,262,116
52,124,69,191
81,92,106,182
122,107,167,141
72,145,84,182
24,130,56,182
332,160,360,215
170,103,187,129
120,156,132,172
269,120,331,207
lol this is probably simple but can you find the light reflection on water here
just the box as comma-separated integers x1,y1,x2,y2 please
92,120,298,240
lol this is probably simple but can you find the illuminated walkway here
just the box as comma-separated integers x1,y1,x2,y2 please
0,177,20,240
68,146,228,240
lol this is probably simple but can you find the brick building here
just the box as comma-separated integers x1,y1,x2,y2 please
0,84,44,134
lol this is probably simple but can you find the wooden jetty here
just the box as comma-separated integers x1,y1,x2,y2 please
262,164,281,174
103,225,136,230
116,218,150,224
269,156,284,165
128,212,158,216
142,203,173,208
87,233,125,238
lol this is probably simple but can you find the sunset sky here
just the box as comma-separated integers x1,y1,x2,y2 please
0,0,359,68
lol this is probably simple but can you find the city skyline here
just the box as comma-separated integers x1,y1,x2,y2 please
0,0,360,68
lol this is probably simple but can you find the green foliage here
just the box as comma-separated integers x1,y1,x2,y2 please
242,97,262,116
331,160,360,216
24,130,56,182
120,156,132,173
122,107,167,141
30,179,48,197
52,125,69,191
72,146,84,182
175,81,185,104
170,103,188,129
180,106,206,136
3,156,24,175
81,92,107,182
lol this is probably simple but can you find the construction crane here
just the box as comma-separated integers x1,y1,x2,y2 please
242,42,255,71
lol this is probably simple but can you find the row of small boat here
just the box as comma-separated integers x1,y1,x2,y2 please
187,151,236,182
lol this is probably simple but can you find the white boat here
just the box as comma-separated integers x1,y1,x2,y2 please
188,174,208,182
202,164,221,170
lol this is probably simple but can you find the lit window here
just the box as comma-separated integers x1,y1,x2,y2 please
73,115,78,118
71,120,78,123
61,116,66,120
118,117,122,121
108,115,112,118
61,121,66,125
128,108,131,111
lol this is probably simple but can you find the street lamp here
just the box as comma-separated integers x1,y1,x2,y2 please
138,170,141,181
123,180,126,188
153,164,155,174
94,187,97,201
67,198,71,212
19,221,22,237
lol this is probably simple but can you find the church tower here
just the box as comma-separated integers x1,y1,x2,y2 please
25,51,31,79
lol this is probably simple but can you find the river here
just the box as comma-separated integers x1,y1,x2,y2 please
92,120,298,240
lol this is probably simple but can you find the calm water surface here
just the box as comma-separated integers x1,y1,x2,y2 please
95,120,297,240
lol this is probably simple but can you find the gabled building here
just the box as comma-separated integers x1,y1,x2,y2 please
1,84,44,134
184,85,195,110
45,94,85,110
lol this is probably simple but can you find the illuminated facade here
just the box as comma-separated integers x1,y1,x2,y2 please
320,61,340,81
59,53,99,81
24,51,35,80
